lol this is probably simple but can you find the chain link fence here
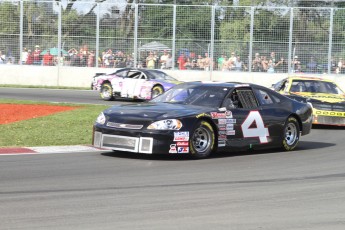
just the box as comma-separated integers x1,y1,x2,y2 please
1,1,345,75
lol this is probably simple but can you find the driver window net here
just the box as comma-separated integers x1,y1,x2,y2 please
237,89,258,109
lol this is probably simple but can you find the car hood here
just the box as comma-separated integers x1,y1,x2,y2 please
154,79,183,85
104,102,212,123
290,92,345,103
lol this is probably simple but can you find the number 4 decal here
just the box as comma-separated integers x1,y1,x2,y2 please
241,111,269,143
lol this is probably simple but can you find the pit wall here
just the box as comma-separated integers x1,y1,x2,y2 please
1,65,345,90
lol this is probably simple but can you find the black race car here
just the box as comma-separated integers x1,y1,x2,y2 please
93,81,313,159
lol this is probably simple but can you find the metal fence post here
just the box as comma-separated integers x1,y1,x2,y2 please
19,0,23,65
248,7,255,73
288,8,294,74
57,2,62,86
134,3,139,68
96,3,100,68
210,5,215,79
328,8,334,74
172,4,176,70
58,1,62,66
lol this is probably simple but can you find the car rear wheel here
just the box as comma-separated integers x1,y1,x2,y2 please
151,85,164,98
100,83,114,101
282,116,300,151
190,120,215,159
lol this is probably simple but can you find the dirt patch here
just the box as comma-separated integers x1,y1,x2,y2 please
0,104,79,125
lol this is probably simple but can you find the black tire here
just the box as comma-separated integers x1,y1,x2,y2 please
190,120,215,159
151,85,164,99
282,116,300,151
100,83,114,101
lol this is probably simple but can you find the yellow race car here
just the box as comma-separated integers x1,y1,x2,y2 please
272,76,345,126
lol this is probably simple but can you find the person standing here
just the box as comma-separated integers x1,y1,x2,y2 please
21,48,28,64
165,53,173,69
33,45,41,65
146,52,156,69
26,50,34,65
203,53,211,71
88,51,95,67
217,54,226,70
43,50,54,66
177,53,186,70
160,50,169,69
252,53,262,72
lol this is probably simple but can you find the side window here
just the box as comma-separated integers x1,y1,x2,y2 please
116,70,128,78
223,90,242,109
290,81,306,92
140,73,148,79
254,89,274,105
128,71,142,79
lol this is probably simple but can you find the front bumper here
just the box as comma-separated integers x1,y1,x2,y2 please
312,109,345,126
93,125,190,154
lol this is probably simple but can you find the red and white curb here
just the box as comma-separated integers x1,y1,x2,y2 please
0,145,105,156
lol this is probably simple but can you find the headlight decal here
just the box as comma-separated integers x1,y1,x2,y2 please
96,112,106,125
147,119,183,130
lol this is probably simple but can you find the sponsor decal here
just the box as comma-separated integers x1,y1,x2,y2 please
314,110,345,117
226,119,236,124
211,112,226,119
226,130,236,135
225,111,233,118
218,140,226,147
218,119,227,124
174,136,189,141
177,147,189,153
174,131,189,141
218,123,226,130
169,144,177,153
218,134,227,140
226,124,234,130
176,142,189,147
219,131,226,135
196,113,211,118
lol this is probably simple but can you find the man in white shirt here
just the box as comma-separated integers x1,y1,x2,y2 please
160,50,169,69
21,48,28,64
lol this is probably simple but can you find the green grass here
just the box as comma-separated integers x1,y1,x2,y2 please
0,99,110,147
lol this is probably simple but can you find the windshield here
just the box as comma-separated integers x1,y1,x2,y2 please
150,71,177,81
151,83,230,107
290,80,344,94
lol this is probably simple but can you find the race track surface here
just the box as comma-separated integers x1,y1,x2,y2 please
1,87,345,230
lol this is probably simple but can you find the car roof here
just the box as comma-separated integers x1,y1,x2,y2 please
181,81,260,88
287,75,334,83
117,68,166,74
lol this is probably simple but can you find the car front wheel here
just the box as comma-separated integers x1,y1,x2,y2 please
100,83,114,101
282,116,300,151
190,120,215,159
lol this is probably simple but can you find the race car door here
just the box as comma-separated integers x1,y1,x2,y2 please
119,71,147,98
222,87,270,148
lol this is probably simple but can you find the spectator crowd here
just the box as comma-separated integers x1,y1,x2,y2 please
1,45,344,74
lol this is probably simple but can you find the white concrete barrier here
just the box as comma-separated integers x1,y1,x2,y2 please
1,65,345,90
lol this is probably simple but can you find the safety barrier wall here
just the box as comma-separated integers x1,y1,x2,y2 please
1,65,345,90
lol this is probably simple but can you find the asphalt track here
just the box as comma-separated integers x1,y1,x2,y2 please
1,87,345,230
